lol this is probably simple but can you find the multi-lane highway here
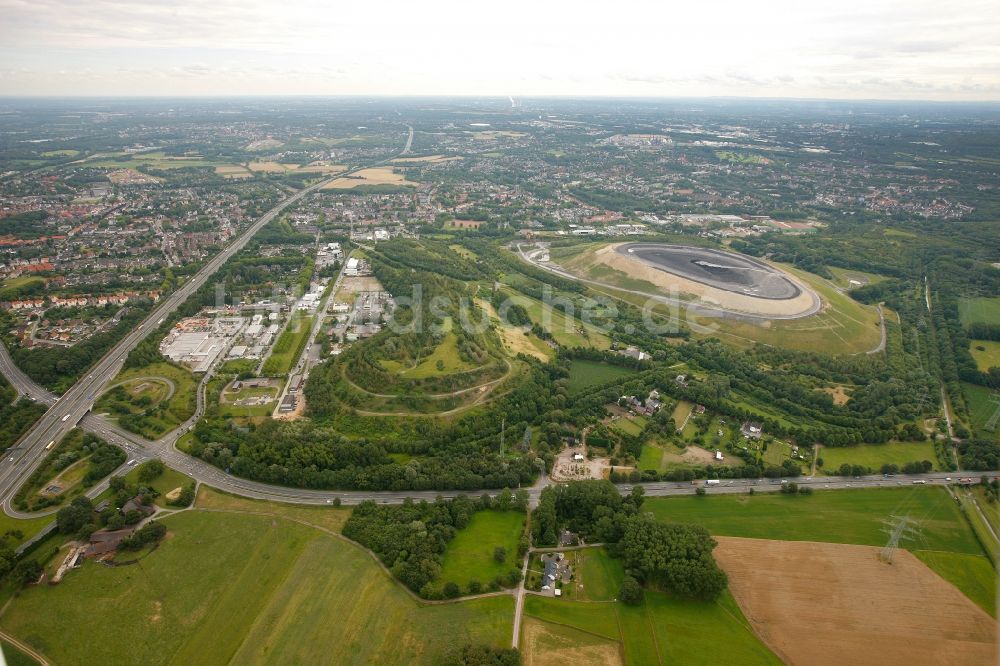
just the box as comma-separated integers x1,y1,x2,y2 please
0,137,415,519
0,122,996,538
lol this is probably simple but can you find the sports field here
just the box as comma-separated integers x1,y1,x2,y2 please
438,510,525,593
566,360,636,395
817,441,938,472
0,510,512,665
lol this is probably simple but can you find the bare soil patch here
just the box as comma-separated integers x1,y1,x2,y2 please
715,537,997,666
522,617,622,666
817,385,851,405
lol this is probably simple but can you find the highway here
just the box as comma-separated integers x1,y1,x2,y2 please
0,122,995,534
0,137,413,520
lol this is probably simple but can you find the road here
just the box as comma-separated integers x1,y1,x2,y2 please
0,141,412,518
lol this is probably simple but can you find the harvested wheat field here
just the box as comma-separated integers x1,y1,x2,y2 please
521,617,622,666
322,166,417,189
715,537,998,666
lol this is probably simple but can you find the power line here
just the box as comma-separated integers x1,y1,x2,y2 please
880,514,921,564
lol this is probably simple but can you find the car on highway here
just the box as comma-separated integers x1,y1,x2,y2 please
61,414,70,422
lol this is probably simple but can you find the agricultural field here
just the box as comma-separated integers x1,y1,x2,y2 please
959,297,1000,326
437,510,525,593
95,362,198,439
0,510,512,665
0,276,45,300
322,166,417,189
969,340,1000,371
523,590,778,665
716,537,996,664
566,360,636,395
817,441,939,473
261,314,314,376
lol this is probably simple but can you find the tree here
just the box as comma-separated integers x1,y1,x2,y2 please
619,575,645,605
497,488,513,511
137,459,165,483
11,559,42,586
493,546,507,564
620,516,728,601
514,489,530,512
443,581,461,599
56,497,93,534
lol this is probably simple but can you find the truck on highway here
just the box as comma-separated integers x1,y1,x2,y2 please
912,479,927,484
61,414,70,422
705,479,720,486
45,440,55,450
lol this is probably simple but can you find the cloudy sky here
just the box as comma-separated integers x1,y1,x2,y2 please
1,0,998,100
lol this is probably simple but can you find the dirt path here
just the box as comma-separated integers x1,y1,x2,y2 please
0,627,50,665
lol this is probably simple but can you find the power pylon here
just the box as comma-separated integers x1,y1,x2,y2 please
880,515,920,564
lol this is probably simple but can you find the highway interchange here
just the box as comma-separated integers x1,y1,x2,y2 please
0,124,995,551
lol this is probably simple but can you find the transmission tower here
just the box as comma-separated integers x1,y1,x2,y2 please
880,515,920,564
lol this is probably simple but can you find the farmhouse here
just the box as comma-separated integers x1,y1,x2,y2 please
741,421,763,439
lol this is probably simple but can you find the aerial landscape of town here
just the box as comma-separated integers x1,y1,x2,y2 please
0,1,999,665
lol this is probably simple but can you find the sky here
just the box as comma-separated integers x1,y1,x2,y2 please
1,0,999,100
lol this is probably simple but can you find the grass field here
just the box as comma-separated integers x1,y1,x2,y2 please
913,550,996,616
499,287,611,350
818,441,939,472
0,276,45,300
638,442,669,472
700,264,882,355
959,297,1000,326
645,486,983,555
438,511,525,592
0,640,38,666
96,362,197,438
962,381,1000,440
477,298,553,362
380,321,480,379
196,486,351,533
827,266,888,290
566,360,635,395
611,416,646,437
574,547,624,601
970,340,1000,371
0,510,512,665
523,591,778,665
262,314,313,376
123,466,193,508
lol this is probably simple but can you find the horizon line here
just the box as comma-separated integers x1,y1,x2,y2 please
1,93,999,106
